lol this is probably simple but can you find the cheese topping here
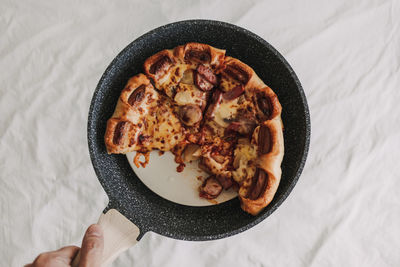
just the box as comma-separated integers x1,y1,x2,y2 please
125,86,158,122
232,138,257,183
120,85,186,152
157,64,195,98
213,98,239,128
219,75,240,92
174,83,205,107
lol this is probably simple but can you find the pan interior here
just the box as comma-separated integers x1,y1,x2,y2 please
126,152,237,206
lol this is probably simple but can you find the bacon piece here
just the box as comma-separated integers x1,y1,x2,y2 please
113,121,127,145
222,85,244,101
128,85,146,106
199,176,223,199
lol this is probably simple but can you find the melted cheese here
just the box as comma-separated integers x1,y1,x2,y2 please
174,84,205,106
125,86,158,122
219,75,240,92
121,86,186,152
149,101,185,151
156,64,194,98
213,98,239,128
232,138,257,183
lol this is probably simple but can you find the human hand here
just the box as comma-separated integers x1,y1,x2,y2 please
25,224,104,267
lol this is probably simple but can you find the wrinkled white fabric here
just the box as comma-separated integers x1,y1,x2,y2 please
1,0,399,266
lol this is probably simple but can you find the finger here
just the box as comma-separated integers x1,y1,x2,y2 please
25,246,79,267
79,224,104,267
55,246,80,262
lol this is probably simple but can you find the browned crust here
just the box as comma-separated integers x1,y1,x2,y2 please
143,49,175,81
104,118,134,154
174,42,225,70
220,57,284,215
222,56,254,86
239,119,284,215
119,73,151,104
260,86,282,120
144,43,225,82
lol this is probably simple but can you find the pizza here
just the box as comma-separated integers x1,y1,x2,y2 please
104,43,284,215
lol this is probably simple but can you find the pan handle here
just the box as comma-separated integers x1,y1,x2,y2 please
71,209,140,267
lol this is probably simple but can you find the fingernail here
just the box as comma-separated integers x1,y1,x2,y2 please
87,224,102,237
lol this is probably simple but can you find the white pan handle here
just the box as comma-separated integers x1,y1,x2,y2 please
72,209,140,267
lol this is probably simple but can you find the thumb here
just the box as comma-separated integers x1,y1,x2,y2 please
79,224,104,267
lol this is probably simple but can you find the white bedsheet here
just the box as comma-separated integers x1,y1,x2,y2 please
1,0,400,266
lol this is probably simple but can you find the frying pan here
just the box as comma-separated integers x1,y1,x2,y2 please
74,20,310,266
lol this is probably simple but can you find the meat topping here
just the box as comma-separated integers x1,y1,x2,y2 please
195,72,213,91
199,176,223,199
256,92,272,119
194,65,217,91
222,85,244,101
185,49,211,63
216,175,233,190
247,168,268,200
258,124,271,154
113,121,127,145
224,64,249,84
197,65,218,85
128,84,146,106
179,104,202,126
149,56,172,76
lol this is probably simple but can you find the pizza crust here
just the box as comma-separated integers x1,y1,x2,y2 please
143,43,225,98
239,119,284,215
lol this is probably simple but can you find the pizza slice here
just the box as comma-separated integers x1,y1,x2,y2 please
235,120,284,215
143,43,226,168
104,74,186,166
195,57,258,190
196,57,284,214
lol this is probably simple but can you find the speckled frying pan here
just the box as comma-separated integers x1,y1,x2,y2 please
75,20,310,266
